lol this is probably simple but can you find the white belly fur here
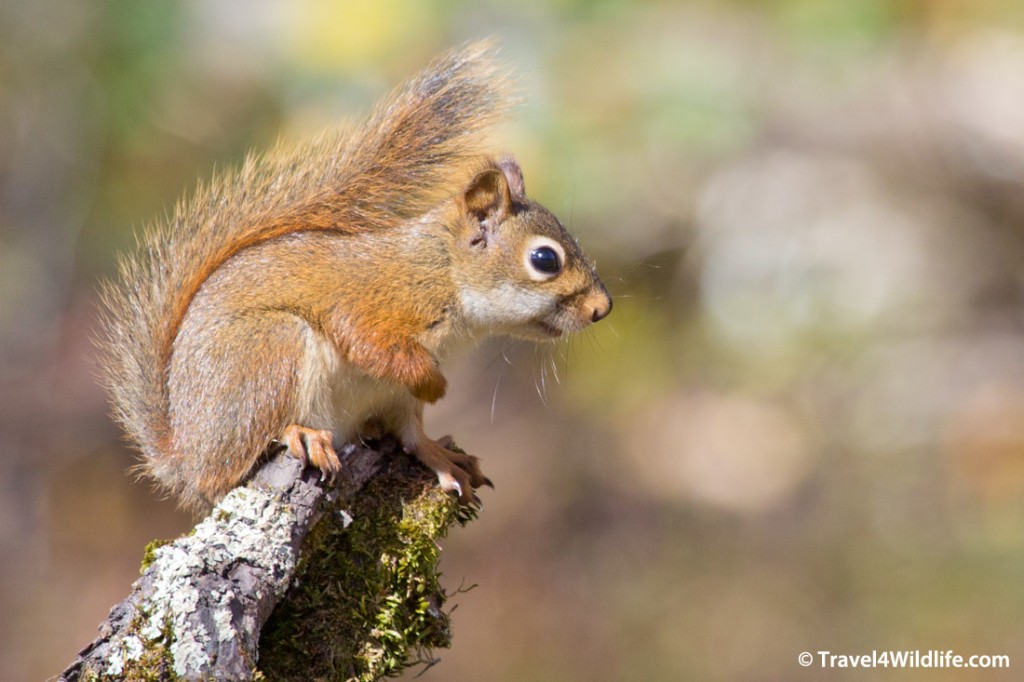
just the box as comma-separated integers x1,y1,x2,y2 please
295,325,418,444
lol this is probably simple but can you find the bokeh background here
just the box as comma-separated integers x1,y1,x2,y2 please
4,0,1024,679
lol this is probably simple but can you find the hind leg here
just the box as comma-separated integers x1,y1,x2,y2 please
168,310,337,504
401,406,491,505
280,424,340,481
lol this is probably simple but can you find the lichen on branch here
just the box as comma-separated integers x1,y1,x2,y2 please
60,437,478,682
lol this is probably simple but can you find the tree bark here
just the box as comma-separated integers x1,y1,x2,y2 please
59,437,475,681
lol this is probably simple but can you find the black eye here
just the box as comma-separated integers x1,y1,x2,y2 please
529,246,562,275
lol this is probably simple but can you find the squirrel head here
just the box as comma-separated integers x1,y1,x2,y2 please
450,156,612,341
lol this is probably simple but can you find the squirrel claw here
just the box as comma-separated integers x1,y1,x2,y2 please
438,470,482,509
436,468,480,507
415,435,490,506
281,424,340,483
438,471,463,499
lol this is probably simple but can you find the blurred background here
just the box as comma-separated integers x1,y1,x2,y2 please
3,0,1024,679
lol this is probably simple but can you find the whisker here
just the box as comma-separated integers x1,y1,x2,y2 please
533,355,548,406
606,293,658,300
500,340,515,366
490,371,502,423
548,344,561,386
489,338,522,422
545,344,555,401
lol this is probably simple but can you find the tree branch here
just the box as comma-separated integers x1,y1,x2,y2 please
59,437,476,681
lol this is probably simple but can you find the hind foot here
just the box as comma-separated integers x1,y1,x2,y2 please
281,424,340,483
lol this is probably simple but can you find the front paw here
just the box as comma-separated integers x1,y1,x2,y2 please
409,370,447,403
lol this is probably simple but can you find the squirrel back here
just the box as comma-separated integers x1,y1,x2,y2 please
99,43,512,479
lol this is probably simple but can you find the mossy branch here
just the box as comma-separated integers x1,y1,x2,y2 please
59,438,478,681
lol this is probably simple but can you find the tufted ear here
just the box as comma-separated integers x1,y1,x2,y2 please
498,156,526,201
462,164,512,224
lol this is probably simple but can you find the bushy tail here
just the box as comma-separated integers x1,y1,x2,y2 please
98,42,512,472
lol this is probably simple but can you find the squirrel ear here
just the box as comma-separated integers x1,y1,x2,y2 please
498,156,526,202
462,165,512,224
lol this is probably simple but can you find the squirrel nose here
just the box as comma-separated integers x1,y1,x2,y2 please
590,285,612,323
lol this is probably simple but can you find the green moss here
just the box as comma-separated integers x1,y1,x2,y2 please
139,538,174,574
256,447,477,681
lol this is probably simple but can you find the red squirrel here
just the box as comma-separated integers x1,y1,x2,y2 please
99,43,612,511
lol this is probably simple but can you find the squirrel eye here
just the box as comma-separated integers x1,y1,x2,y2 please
529,246,562,275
